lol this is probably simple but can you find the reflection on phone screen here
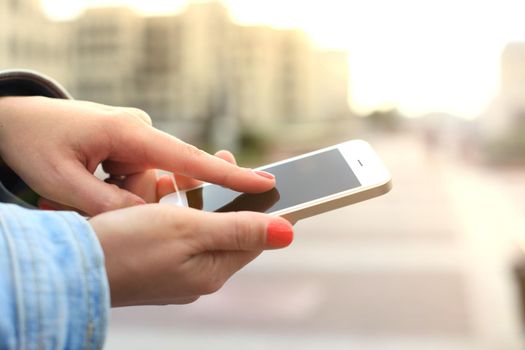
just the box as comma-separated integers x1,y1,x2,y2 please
185,149,361,213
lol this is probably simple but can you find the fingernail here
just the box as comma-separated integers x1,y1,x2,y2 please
127,196,147,207
39,203,53,211
266,220,293,248
135,198,147,205
254,170,275,180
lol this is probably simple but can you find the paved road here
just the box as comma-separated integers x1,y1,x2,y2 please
106,134,525,350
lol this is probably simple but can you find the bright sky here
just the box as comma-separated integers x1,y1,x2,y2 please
42,0,525,118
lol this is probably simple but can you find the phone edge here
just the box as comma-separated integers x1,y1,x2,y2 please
278,179,393,224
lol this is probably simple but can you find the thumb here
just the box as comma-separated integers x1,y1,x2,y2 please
197,211,294,251
56,165,145,216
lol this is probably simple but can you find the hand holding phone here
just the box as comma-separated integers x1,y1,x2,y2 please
160,140,392,223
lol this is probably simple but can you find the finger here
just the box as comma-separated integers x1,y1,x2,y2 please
213,250,262,281
156,174,175,200
128,128,275,193
101,160,142,176
100,147,236,177
138,296,200,306
37,197,81,212
170,296,200,304
121,170,158,203
172,174,201,192
214,150,237,165
105,172,158,203
118,107,153,126
173,149,238,191
194,211,294,251
56,164,146,216
190,250,263,295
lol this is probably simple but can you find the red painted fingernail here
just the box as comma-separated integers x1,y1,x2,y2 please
39,203,53,211
266,220,293,248
255,170,275,180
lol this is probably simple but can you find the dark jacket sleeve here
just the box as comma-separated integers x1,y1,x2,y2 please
0,70,73,207
0,69,71,99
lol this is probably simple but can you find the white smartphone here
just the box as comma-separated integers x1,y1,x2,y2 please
160,139,392,223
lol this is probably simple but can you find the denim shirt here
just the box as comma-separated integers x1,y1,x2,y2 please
0,204,109,349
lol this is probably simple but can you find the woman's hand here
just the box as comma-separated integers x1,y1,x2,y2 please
0,96,275,215
90,205,293,306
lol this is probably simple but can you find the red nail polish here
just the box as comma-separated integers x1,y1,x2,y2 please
266,220,293,248
255,170,275,180
39,203,53,211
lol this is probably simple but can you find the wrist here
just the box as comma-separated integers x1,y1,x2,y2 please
89,213,132,307
0,69,72,170
0,97,39,208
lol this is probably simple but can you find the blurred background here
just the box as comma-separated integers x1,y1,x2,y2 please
3,0,525,349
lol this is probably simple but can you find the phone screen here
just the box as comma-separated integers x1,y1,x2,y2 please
186,148,361,213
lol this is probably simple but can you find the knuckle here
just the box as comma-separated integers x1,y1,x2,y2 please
95,200,116,214
94,192,123,214
230,212,260,250
104,111,129,132
125,107,152,125
188,254,226,295
187,296,200,303
232,215,249,250
217,167,237,187
110,107,152,128
165,210,190,232
185,143,205,158
177,296,200,305
160,206,198,239
199,275,225,295
179,144,206,173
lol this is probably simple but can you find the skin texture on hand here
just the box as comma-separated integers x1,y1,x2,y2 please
0,96,275,215
90,205,294,306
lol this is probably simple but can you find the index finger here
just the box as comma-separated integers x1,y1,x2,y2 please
139,128,275,193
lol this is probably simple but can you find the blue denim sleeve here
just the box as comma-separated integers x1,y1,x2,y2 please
0,204,110,349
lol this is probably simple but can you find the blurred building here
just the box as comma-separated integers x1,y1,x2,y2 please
71,7,143,107
0,0,68,85
311,51,351,121
479,43,525,137
0,1,350,148
68,2,351,142
477,42,525,162
501,43,525,108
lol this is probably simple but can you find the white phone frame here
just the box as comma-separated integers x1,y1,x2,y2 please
160,139,392,223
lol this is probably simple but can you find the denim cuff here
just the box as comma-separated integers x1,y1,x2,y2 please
0,204,109,349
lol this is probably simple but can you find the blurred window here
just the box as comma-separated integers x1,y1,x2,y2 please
9,0,19,12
